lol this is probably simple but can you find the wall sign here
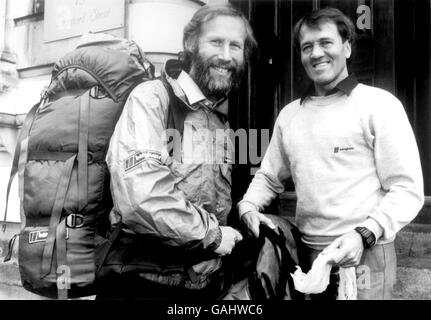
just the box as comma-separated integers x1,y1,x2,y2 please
44,0,125,42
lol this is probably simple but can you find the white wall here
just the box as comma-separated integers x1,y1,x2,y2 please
0,125,20,222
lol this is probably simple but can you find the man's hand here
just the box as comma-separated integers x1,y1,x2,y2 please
214,226,243,256
321,230,364,268
241,211,276,238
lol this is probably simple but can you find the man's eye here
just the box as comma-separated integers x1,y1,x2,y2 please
230,43,243,50
302,45,312,53
321,41,332,47
211,40,222,46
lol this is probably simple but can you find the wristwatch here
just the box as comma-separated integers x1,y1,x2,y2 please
355,226,376,248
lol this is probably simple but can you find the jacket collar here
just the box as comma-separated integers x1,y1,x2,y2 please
161,60,229,137
163,59,228,117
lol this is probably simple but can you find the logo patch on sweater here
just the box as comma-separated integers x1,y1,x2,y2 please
334,146,355,154
124,150,162,172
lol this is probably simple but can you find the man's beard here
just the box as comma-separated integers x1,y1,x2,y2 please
191,54,245,100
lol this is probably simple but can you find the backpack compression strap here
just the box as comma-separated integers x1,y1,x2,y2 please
40,91,91,300
78,89,89,211
2,101,42,232
40,154,76,275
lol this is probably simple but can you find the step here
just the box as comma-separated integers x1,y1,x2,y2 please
393,267,431,300
395,223,431,269
1,222,430,300
0,261,48,300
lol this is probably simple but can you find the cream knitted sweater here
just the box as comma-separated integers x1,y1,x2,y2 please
239,84,424,247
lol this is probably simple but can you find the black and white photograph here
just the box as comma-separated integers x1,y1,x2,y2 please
0,0,430,312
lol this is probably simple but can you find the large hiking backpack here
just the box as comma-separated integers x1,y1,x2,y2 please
2,34,155,299
222,215,305,300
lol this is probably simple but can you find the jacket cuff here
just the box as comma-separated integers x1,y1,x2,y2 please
237,200,259,219
207,227,222,252
360,218,384,241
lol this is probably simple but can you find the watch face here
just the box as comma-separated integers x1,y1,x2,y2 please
366,233,376,247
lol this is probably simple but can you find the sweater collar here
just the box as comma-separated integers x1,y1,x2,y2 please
300,74,359,104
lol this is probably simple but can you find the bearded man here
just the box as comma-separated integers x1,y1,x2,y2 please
96,4,257,300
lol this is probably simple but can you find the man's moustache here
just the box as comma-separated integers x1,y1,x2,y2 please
210,61,236,71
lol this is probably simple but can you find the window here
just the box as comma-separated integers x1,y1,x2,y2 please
34,0,44,14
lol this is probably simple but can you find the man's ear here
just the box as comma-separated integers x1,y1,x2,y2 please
344,40,352,59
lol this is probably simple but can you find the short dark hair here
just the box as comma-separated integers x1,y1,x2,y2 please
182,4,257,66
293,7,356,51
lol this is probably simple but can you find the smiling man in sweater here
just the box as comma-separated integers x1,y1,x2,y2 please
238,8,424,299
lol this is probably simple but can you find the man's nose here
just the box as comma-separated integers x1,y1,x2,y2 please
218,43,232,62
310,44,324,59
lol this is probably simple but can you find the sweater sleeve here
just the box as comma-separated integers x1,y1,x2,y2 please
238,109,292,217
365,92,424,241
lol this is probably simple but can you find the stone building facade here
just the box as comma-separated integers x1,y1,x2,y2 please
0,0,226,223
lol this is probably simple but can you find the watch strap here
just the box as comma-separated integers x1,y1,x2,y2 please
355,226,376,248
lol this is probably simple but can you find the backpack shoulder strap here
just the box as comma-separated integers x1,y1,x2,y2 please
158,76,188,135
95,77,183,272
